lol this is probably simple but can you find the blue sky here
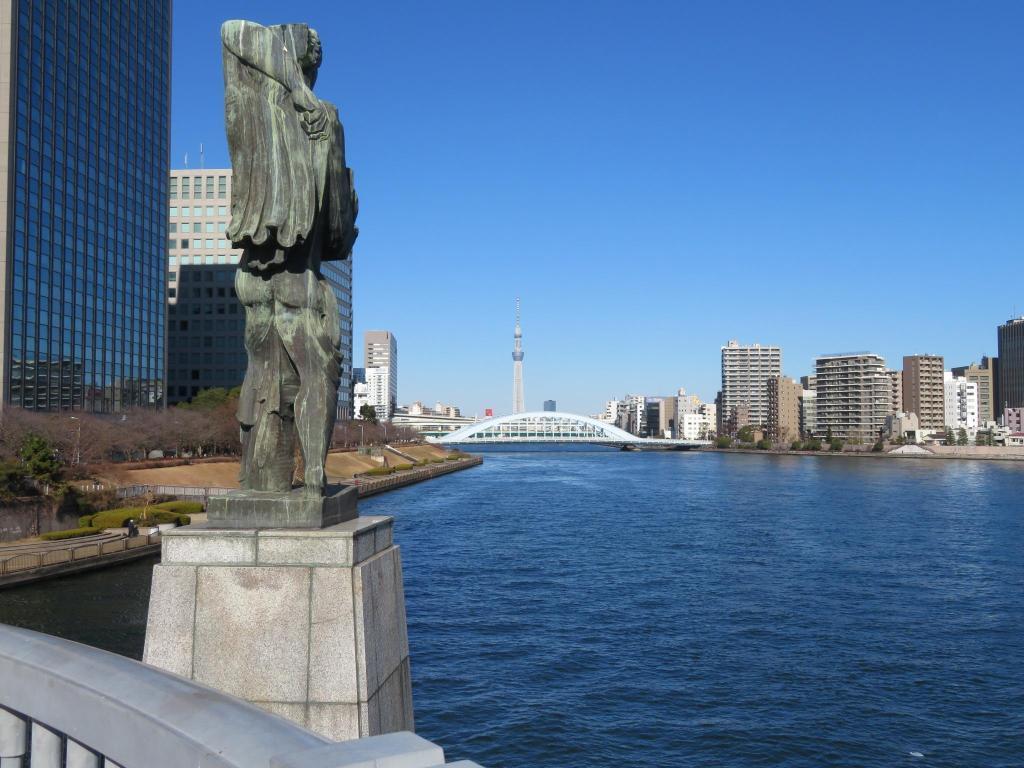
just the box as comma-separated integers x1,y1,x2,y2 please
172,1,1024,416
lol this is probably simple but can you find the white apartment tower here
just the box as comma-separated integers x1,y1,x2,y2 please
720,340,782,429
944,372,979,434
364,330,398,420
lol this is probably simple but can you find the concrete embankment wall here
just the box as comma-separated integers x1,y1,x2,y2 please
351,456,483,497
0,497,81,543
707,447,1024,461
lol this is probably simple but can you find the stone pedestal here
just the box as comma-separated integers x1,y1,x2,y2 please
206,484,358,529
143,516,414,741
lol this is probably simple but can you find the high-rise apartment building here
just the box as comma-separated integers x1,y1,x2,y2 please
364,330,397,420
997,317,1024,417
903,355,945,431
0,1,171,411
720,340,782,433
815,354,891,442
952,356,997,424
943,372,979,434
886,369,903,414
165,169,354,417
800,389,816,437
766,376,802,444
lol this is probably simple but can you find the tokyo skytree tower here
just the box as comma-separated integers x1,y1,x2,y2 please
512,298,525,414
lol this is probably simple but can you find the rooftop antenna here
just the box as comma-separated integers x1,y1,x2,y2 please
183,151,189,169
200,143,205,170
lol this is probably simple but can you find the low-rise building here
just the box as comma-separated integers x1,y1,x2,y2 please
885,412,923,443
1003,407,1023,432
390,409,477,438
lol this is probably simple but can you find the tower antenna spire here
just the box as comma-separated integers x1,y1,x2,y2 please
512,297,525,414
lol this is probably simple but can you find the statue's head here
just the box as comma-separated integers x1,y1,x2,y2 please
273,23,322,86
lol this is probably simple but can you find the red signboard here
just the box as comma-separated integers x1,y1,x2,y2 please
485,408,493,417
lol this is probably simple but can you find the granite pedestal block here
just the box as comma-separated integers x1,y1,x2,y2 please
143,516,414,741
206,485,358,529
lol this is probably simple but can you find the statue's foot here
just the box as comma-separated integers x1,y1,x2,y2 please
303,467,325,497
301,482,324,497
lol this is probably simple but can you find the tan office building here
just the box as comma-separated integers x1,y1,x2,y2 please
903,355,945,431
767,376,803,443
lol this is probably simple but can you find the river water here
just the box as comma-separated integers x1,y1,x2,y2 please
2,449,1022,766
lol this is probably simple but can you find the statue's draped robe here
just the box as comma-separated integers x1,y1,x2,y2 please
222,21,357,264
222,21,357,446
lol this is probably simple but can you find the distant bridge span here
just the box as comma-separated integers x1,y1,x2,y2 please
431,411,710,449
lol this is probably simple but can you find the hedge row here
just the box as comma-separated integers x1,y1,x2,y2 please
79,500,201,529
40,527,102,541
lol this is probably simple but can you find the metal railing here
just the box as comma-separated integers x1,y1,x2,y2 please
0,534,160,577
0,623,480,768
117,484,232,501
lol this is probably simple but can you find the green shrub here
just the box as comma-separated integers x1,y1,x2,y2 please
790,440,803,451
152,500,204,516
82,507,190,529
872,440,885,452
431,458,446,464
715,436,733,449
364,466,396,477
756,439,772,450
393,463,414,471
829,438,844,452
40,526,102,541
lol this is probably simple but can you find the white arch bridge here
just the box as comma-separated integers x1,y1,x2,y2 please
432,411,710,449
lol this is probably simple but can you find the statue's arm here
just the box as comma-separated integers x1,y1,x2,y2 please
221,20,312,100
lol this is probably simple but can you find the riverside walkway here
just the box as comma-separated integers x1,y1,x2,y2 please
0,622,481,767
0,531,161,588
115,455,484,502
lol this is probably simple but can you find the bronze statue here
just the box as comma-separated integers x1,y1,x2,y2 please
222,20,358,498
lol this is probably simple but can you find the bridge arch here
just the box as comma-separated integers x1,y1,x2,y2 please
438,411,642,444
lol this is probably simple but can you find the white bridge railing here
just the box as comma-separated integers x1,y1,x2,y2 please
0,623,480,768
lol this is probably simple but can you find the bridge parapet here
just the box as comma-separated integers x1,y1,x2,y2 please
0,623,481,768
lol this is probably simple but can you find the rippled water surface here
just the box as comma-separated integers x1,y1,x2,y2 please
2,450,1023,767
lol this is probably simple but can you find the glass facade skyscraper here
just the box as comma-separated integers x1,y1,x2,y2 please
997,317,1024,418
0,0,171,412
